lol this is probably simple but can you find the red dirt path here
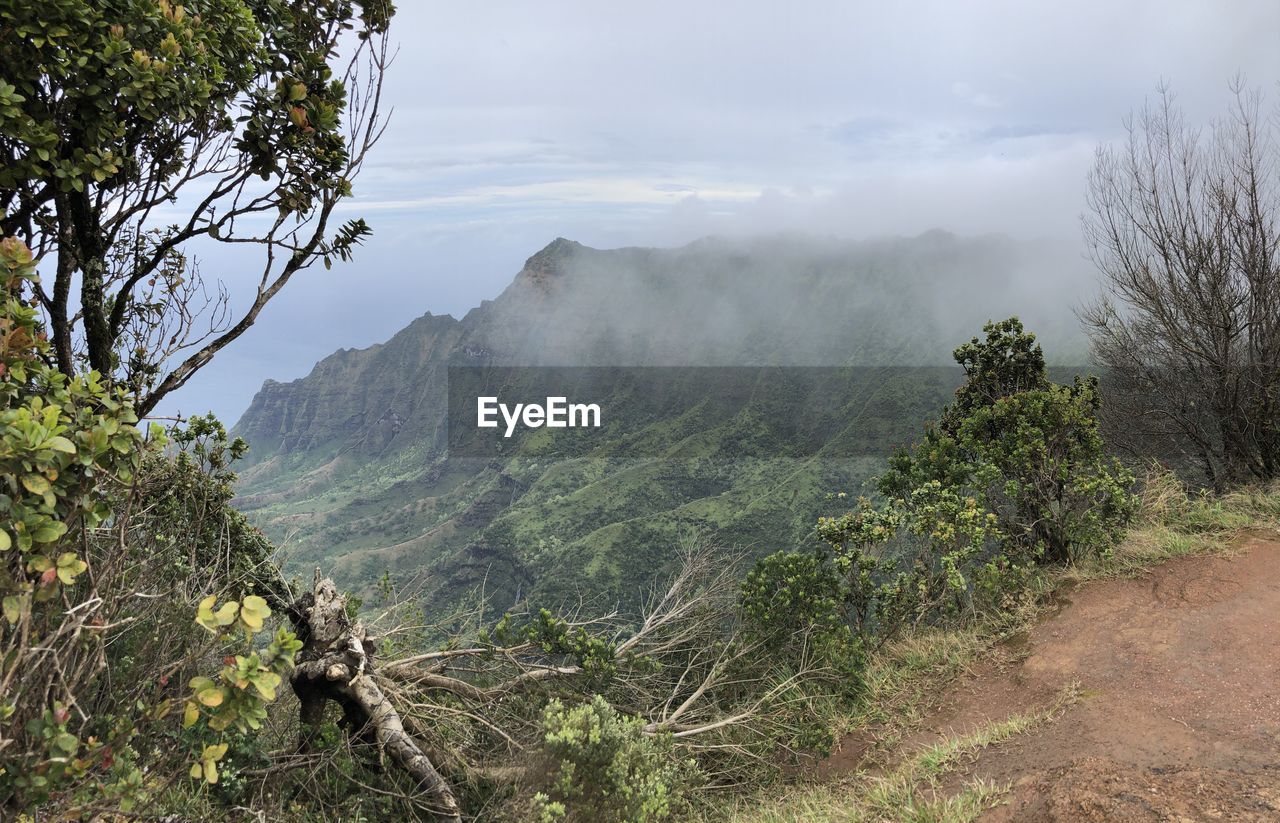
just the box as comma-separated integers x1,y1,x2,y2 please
837,532,1280,821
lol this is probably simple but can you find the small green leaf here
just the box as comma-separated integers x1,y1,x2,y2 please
55,552,87,584
53,732,78,755
45,436,76,454
32,521,67,543
196,596,239,631
214,601,239,625
239,595,270,631
253,671,281,701
21,474,50,495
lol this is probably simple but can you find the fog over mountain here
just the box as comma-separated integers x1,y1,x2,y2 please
231,231,1095,618
155,0,1280,423
234,231,1090,457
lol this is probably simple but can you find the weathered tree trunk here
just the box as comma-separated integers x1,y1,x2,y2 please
289,573,461,821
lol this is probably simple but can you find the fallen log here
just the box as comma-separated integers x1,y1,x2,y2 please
288,572,461,822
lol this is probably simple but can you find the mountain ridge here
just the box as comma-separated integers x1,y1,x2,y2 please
232,231,1093,617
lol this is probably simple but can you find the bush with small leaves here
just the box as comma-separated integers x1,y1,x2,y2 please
880,319,1136,567
0,236,298,815
740,549,864,683
183,596,301,785
530,696,702,823
0,237,158,808
486,608,620,689
0,237,147,610
818,319,1136,638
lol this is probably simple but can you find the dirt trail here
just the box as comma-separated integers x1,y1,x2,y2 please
856,533,1280,821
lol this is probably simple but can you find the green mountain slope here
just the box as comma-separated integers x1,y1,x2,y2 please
232,233,1089,618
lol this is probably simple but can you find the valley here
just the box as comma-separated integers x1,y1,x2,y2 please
232,233,1089,620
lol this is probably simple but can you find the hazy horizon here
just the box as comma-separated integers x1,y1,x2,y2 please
155,0,1280,424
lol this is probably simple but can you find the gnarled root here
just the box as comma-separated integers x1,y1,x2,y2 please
289,573,461,822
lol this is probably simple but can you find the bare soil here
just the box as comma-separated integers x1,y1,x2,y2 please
835,532,1280,821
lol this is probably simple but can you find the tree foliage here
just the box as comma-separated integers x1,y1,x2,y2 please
739,549,864,686
810,318,1135,641
0,236,141,569
1,236,299,812
530,696,702,823
0,0,394,412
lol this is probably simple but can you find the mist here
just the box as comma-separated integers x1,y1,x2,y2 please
461,232,1095,372
152,0,1280,424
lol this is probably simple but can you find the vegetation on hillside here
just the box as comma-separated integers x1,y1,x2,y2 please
753,319,1134,656
0,8,1275,817
1,242,1144,820
229,235,1084,618
0,236,300,813
712,468,1280,823
9,216,1271,819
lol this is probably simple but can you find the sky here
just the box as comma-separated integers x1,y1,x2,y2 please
161,0,1280,424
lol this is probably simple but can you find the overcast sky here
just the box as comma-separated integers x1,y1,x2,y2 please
163,0,1280,424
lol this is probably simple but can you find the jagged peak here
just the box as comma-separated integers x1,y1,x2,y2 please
522,237,585,274
509,237,587,293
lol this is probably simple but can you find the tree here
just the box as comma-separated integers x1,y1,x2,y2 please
819,319,1135,634
1,237,299,813
0,0,394,414
883,319,1135,565
1082,82,1280,490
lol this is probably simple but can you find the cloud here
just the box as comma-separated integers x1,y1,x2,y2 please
952,81,1004,109
340,177,765,213
153,0,1280,424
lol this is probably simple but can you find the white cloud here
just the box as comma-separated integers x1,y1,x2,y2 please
951,81,1005,109
159,0,1280,423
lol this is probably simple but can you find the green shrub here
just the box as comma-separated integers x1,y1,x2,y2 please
531,696,702,823
0,237,153,808
881,318,1136,566
0,236,297,815
740,549,864,683
818,319,1137,637
0,236,145,598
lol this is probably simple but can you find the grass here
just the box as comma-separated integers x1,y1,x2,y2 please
706,469,1280,823
1070,466,1280,582
839,627,989,761
714,685,1078,823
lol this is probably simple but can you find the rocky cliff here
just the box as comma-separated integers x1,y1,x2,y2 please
232,233,1090,618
